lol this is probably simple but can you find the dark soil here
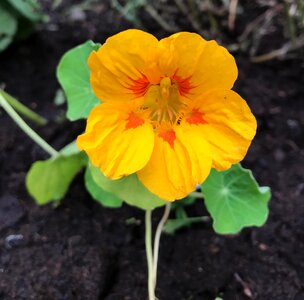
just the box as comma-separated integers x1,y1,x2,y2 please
0,1,304,300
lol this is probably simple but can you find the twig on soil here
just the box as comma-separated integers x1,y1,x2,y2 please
228,0,238,31
239,4,283,43
234,272,254,299
174,0,204,35
144,3,180,32
251,37,304,62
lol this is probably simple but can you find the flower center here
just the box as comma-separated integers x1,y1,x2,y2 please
143,77,184,126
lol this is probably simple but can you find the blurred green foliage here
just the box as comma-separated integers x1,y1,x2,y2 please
0,0,46,52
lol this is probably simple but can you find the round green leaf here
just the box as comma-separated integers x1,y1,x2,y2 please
56,41,101,121
90,165,166,210
26,152,86,205
85,167,123,208
0,5,17,51
201,164,271,234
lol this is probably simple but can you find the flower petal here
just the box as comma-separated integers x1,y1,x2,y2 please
158,32,207,78
194,89,257,170
190,41,238,95
89,29,160,102
137,125,212,201
157,33,237,97
77,101,154,179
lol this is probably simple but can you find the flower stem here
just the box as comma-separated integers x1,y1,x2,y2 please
0,89,48,126
145,209,155,300
190,191,204,198
153,203,171,288
0,93,58,157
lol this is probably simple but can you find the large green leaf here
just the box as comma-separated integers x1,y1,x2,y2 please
90,165,166,210
57,41,101,121
0,5,17,51
26,152,86,205
201,164,271,234
85,167,123,208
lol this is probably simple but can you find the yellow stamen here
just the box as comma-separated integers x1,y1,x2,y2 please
143,77,184,126
160,77,172,100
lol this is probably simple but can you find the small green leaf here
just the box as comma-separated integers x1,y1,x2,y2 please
201,164,271,234
57,41,101,121
90,165,166,210
163,217,206,235
85,167,123,208
26,152,86,205
0,5,17,51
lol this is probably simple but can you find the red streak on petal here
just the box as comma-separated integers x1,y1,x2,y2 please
173,73,194,96
186,109,208,125
158,130,176,149
126,112,145,129
128,75,150,97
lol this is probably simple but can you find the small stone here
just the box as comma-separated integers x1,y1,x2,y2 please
244,287,253,298
287,119,299,129
5,234,24,249
258,243,268,251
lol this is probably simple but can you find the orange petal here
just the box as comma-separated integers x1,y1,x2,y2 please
193,89,257,170
137,125,212,201
157,33,237,98
89,29,160,102
190,40,238,96
77,100,154,179
158,32,207,81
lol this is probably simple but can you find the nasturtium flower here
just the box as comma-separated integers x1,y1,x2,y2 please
77,29,257,201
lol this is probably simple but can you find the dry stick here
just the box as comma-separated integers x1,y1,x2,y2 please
174,0,204,35
239,4,282,43
153,203,171,289
283,1,296,45
251,37,304,63
228,0,238,31
144,3,179,32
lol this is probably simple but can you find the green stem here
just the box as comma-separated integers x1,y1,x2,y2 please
0,93,58,157
190,191,204,198
153,203,171,288
145,209,156,300
0,89,47,126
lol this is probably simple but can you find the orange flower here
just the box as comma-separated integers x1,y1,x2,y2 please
77,29,257,201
